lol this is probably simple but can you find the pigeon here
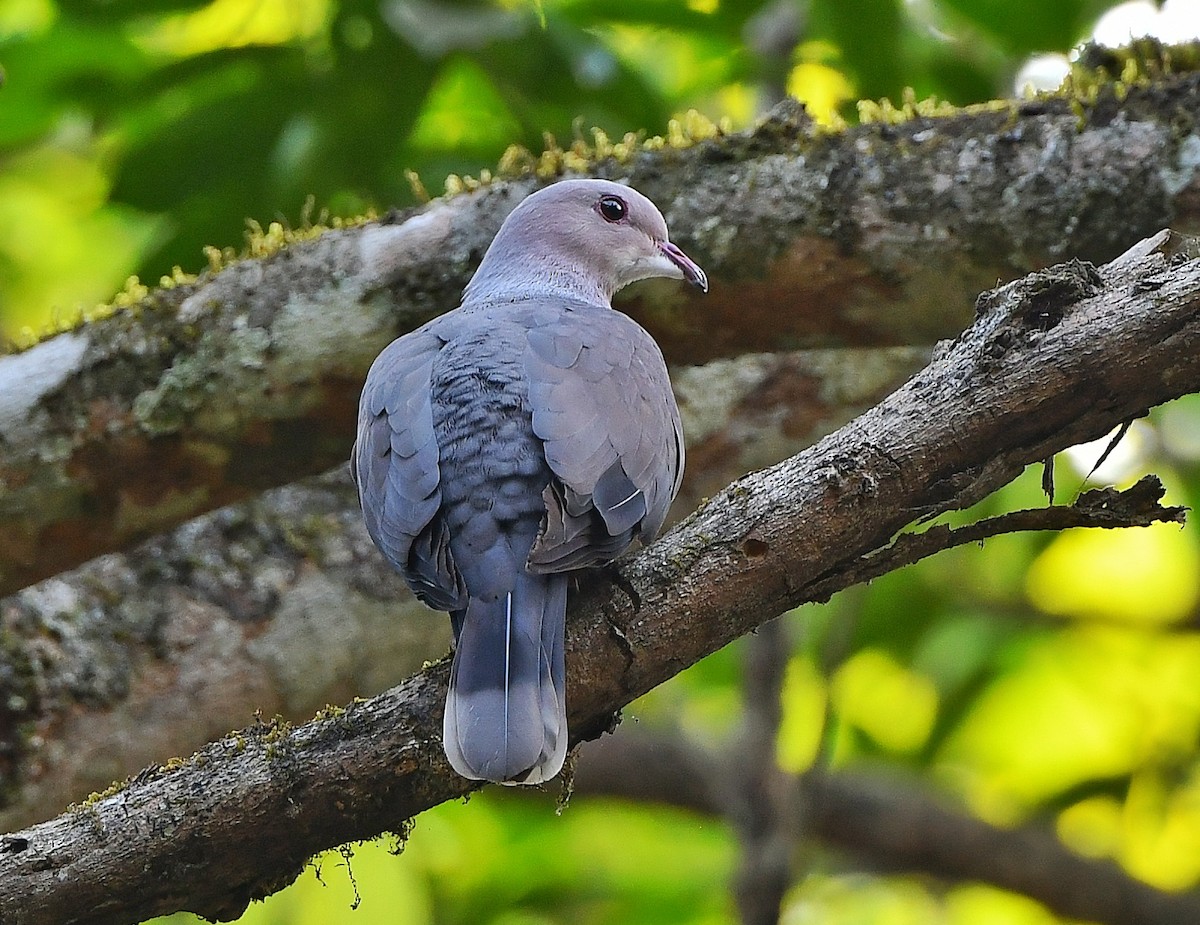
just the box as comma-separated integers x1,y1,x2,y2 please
352,178,707,784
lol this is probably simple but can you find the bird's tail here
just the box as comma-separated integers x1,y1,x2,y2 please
443,572,568,784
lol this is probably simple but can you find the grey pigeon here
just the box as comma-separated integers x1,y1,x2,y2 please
352,179,707,784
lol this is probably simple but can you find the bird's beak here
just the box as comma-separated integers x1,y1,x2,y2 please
659,241,709,293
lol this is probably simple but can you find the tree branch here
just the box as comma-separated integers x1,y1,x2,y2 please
3,68,1200,596
0,469,446,832
731,618,794,925
804,474,1187,603
1,230,1196,924
570,733,1200,925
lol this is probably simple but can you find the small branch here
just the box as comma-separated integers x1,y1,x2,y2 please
802,475,1187,603
1,233,1198,924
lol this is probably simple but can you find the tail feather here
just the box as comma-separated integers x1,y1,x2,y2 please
444,572,568,784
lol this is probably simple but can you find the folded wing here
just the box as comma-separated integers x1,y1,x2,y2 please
525,306,684,573
351,323,467,611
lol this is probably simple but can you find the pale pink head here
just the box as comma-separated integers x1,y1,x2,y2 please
464,178,708,306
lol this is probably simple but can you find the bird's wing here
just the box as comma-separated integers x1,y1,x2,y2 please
352,321,466,610
525,304,683,572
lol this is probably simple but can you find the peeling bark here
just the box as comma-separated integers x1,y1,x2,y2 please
1,232,1196,925
3,72,1200,596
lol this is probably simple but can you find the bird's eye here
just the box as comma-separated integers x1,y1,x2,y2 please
597,195,627,223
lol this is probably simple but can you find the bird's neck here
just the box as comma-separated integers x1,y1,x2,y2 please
462,249,612,308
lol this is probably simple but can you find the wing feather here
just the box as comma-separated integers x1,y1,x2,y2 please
352,322,466,610
525,306,682,572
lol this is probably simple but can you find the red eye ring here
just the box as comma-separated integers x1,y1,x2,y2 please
597,195,627,222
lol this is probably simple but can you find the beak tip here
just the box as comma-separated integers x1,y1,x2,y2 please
660,240,709,295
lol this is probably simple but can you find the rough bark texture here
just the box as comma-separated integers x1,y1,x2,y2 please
0,470,445,831
3,70,1200,596
0,345,925,830
1,231,1196,925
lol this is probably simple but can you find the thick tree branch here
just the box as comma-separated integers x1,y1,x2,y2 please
3,67,1200,596
1,231,1196,924
570,733,1200,925
5,362,1176,833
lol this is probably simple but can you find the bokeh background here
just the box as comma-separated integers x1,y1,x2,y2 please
4,1,1200,923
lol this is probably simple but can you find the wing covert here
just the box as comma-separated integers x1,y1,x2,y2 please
525,307,683,572
352,323,466,610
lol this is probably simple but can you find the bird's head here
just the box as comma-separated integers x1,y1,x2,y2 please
464,178,708,305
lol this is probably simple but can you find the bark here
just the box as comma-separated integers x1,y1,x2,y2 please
3,68,1200,596
571,733,1200,925
0,469,446,831
0,231,1196,925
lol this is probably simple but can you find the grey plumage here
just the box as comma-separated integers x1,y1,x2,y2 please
353,178,706,783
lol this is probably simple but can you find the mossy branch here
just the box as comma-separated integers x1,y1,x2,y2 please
3,66,1200,598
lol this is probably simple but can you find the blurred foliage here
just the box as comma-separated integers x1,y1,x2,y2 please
6,1,1200,923
153,796,738,925
0,0,1155,341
